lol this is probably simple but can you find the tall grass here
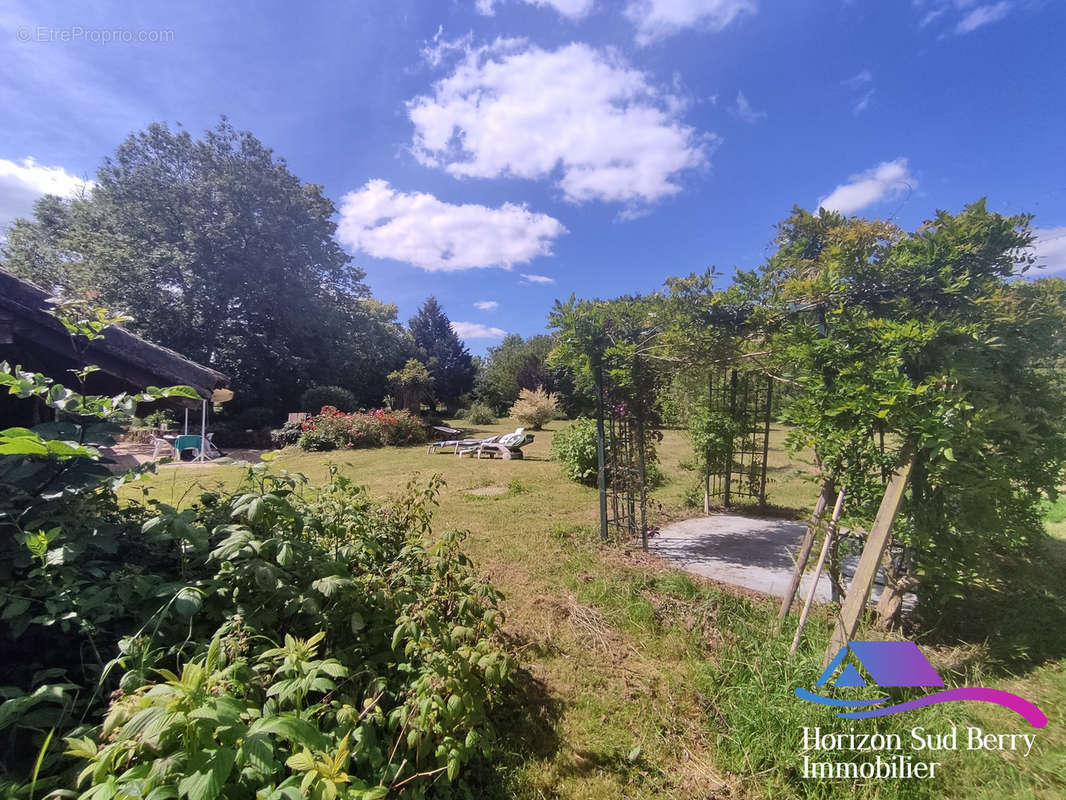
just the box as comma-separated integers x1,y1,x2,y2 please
698,593,948,799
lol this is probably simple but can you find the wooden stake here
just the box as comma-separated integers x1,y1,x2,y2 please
823,446,915,667
774,477,834,636
790,488,845,653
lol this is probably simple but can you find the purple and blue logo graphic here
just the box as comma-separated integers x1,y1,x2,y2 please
795,641,1047,728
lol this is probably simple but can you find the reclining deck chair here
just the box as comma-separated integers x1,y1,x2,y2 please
458,428,534,460
427,433,495,454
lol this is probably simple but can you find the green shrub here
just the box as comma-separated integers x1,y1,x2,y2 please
300,384,357,414
552,417,599,485
143,409,176,428
270,420,304,448
377,409,426,445
551,417,665,490
345,413,386,448
509,387,558,430
2,445,513,796
297,408,427,451
91,471,508,797
466,402,497,425
297,426,338,451
1043,494,1066,524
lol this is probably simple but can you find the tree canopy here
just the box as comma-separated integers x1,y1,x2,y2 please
1,119,411,413
475,333,554,412
408,297,475,408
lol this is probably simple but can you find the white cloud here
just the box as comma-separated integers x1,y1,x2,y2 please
842,69,873,89
451,321,508,339
1031,226,1066,274
409,40,709,208
730,91,766,124
853,89,875,114
842,70,874,114
474,300,500,310
477,0,594,19
521,273,555,284
919,7,947,28
0,156,91,233
955,2,1011,34
625,0,756,45
817,158,916,215
336,180,566,272
913,1,1012,34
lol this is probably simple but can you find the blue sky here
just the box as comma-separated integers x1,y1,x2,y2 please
2,0,1064,353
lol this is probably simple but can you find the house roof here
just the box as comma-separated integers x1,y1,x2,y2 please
0,269,229,402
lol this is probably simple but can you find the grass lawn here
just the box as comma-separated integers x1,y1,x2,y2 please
122,420,1066,799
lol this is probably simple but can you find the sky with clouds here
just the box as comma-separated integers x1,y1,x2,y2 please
1,0,1064,352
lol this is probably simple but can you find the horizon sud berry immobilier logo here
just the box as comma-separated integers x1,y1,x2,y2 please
795,640,1047,726
792,641,1048,780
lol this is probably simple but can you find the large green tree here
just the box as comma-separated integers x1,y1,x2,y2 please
408,297,475,408
475,333,552,411
2,119,410,412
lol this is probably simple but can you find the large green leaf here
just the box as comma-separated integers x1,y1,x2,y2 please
0,683,75,732
176,747,235,800
248,715,329,752
0,437,49,456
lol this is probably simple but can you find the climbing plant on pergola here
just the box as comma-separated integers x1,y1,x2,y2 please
755,202,1066,646
553,201,1066,649
549,275,767,548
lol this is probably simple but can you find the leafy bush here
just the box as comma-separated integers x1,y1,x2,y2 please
508,387,558,430
345,412,387,448
0,357,202,793
465,402,497,425
298,425,343,451
301,385,357,414
55,469,513,799
1,441,513,797
297,407,427,451
551,417,599,486
376,409,427,445
270,419,304,448
143,409,176,428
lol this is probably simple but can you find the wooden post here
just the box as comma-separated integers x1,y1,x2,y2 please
774,477,834,636
823,446,915,667
594,365,608,542
704,372,712,514
874,548,910,629
724,370,738,507
790,489,846,653
759,378,772,506
636,414,648,552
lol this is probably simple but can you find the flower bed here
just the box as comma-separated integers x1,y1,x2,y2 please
298,405,427,450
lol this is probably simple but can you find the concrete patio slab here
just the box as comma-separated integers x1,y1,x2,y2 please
650,514,903,607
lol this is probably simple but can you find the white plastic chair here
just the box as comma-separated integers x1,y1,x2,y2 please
150,437,176,459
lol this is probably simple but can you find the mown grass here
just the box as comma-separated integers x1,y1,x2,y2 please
120,420,1066,799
